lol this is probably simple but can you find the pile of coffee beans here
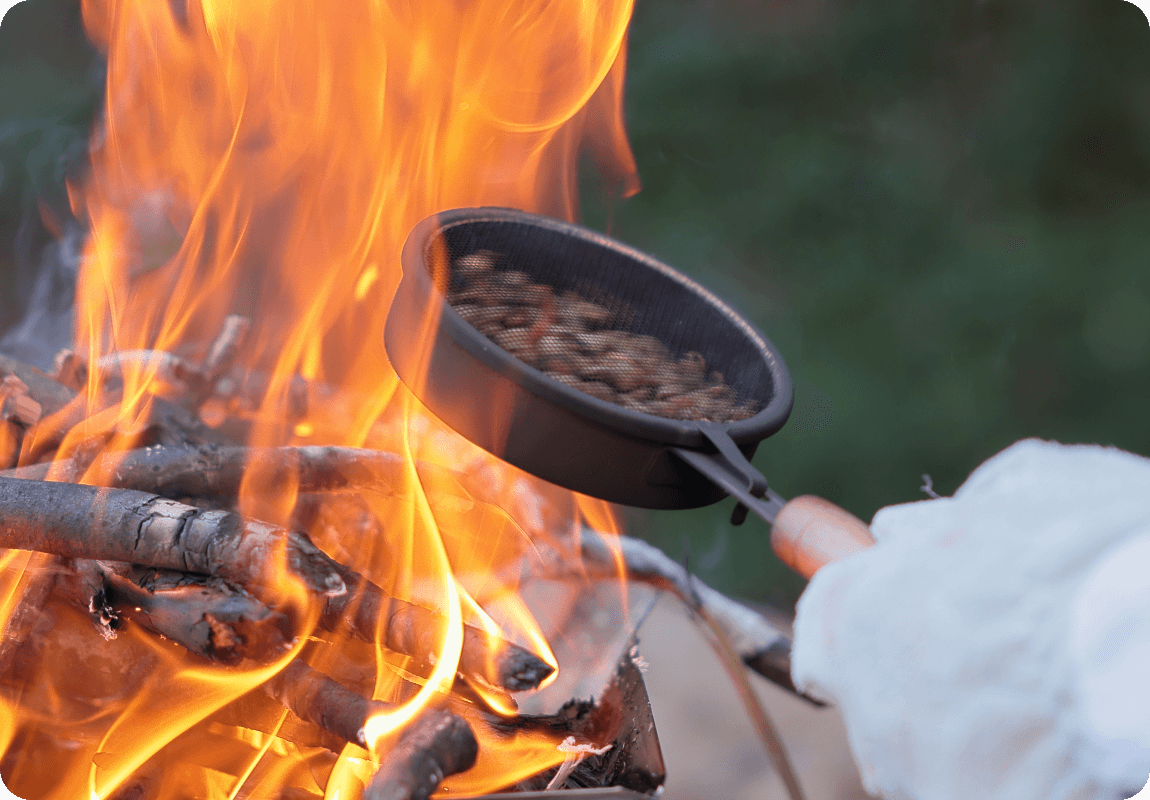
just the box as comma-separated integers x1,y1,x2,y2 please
445,251,759,423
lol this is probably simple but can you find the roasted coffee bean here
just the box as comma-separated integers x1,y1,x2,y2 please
678,352,707,386
522,283,554,306
556,292,612,327
494,270,530,287
570,379,616,402
503,306,543,329
572,330,624,356
582,351,649,393
454,250,497,276
493,327,535,355
454,304,507,332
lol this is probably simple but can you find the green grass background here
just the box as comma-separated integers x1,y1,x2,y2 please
5,0,1150,608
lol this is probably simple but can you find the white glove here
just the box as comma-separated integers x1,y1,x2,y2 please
790,439,1150,800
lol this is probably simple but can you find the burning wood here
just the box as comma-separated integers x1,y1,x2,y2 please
0,331,810,799
2,444,406,499
321,566,554,693
56,559,294,664
0,349,581,797
363,708,479,800
0,484,552,693
0,477,347,599
262,659,397,750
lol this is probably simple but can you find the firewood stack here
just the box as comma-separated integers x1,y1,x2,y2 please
0,316,612,800
0,309,814,800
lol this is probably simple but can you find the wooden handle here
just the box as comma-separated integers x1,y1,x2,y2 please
770,495,875,579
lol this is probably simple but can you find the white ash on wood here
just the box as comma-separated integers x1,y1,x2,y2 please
0,476,347,598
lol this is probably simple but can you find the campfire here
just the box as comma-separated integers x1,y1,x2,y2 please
0,0,817,798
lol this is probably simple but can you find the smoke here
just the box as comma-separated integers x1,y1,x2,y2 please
0,217,80,370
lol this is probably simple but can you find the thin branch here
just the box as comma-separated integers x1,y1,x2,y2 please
202,315,252,382
320,567,554,693
261,658,390,750
577,529,815,700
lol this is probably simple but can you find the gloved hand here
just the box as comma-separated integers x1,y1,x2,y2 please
788,439,1150,800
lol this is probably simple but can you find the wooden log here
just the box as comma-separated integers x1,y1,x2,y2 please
0,467,552,691
363,707,478,800
56,559,294,665
1,445,405,499
262,658,390,749
320,566,553,693
0,477,345,599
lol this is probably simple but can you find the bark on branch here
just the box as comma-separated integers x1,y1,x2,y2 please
0,477,346,599
320,566,553,693
2,445,405,499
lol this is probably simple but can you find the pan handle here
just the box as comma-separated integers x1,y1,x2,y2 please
670,422,786,525
671,424,876,577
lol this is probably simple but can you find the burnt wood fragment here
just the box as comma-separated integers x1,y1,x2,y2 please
55,559,294,665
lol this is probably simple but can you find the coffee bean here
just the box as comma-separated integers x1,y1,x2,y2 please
454,250,497,276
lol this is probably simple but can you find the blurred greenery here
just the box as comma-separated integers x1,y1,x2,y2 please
0,0,100,333
585,0,1150,607
4,0,1150,609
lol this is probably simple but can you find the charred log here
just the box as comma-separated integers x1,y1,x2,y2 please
364,707,478,800
262,658,390,749
320,566,553,693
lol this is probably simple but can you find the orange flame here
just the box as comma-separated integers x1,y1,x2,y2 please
0,0,640,797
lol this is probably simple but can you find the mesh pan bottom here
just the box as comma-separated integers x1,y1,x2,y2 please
436,219,774,422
